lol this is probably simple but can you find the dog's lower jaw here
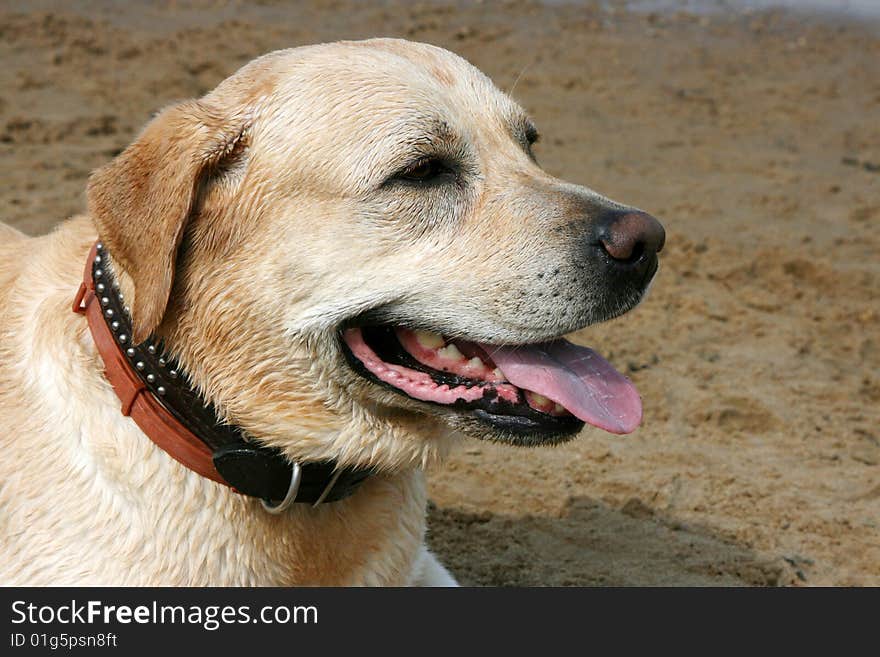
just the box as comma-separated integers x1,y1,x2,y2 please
227,391,456,475
447,411,584,447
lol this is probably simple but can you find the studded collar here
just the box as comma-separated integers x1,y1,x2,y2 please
73,241,372,511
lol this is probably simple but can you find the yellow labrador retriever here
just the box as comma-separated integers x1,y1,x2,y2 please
0,39,663,585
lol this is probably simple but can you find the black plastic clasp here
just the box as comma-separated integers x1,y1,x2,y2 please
212,444,295,503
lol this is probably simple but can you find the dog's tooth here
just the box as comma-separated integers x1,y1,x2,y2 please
414,329,445,349
466,357,484,369
437,343,464,361
553,403,566,414
530,392,550,406
525,391,552,408
492,368,507,382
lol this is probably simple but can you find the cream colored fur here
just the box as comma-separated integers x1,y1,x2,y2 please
0,39,625,585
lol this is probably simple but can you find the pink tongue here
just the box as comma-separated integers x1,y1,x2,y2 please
479,339,642,434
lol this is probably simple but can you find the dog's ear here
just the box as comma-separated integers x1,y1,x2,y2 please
87,100,248,344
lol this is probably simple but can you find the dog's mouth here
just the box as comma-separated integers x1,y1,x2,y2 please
339,325,641,439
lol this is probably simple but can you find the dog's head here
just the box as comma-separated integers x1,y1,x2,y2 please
87,39,664,471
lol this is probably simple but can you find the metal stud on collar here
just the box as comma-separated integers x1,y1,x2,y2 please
260,462,302,514
94,254,161,398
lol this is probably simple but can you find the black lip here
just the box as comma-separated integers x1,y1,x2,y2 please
338,326,585,438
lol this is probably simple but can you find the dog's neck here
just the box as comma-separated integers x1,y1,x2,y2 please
73,240,373,511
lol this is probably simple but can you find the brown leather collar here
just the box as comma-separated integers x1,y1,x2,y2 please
73,240,372,510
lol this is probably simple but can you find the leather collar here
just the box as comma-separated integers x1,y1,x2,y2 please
73,241,372,511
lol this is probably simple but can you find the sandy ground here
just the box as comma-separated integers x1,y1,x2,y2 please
1,0,877,586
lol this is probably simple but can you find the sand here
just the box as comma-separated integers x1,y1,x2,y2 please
1,0,877,586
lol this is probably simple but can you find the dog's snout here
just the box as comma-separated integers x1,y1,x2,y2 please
594,210,665,264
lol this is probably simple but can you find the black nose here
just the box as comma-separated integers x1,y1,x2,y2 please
594,210,665,264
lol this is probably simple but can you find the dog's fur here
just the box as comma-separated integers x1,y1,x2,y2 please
0,39,649,585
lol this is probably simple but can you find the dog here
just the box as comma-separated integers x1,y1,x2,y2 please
0,39,663,585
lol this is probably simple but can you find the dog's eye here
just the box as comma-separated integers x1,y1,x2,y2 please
396,158,450,183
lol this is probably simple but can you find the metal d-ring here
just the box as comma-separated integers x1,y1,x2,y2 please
260,462,302,514
311,469,344,508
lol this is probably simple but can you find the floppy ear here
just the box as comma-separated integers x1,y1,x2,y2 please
87,100,248,344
